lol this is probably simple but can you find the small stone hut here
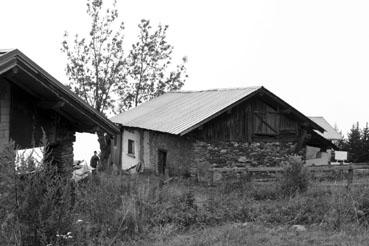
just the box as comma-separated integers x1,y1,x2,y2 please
110,86,332,176
0,49,119,169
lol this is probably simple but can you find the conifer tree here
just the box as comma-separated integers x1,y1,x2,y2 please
360,122,369,161
347,122,362,162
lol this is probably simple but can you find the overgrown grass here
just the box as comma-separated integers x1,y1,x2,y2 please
69,172,369,244
2,144,369,245
129,222,369,246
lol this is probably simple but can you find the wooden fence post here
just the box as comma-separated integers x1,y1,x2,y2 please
346,165,354,190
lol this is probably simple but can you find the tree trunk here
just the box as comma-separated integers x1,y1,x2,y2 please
97,130,111,173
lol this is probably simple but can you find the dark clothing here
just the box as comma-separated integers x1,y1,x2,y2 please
90,155,99,169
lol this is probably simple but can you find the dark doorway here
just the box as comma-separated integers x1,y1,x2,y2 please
158,149,167,175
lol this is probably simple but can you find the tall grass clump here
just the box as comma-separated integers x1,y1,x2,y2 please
153,185,199,230
279,155,309,196
0,142,22,245
71,173,165,244
0,141,74,246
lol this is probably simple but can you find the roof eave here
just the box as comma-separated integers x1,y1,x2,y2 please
0,49,120,135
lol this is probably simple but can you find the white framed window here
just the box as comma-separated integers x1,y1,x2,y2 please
128,139,135,156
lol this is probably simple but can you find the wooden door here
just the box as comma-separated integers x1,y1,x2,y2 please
158,149,167,175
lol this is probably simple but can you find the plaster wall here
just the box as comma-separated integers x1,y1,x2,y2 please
121,128,141,170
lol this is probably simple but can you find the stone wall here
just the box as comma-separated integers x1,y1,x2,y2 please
132,129,305,180
54,124,75,172
191,140,304,183
193,141,302,169
42,119,75,173
147,131,193,176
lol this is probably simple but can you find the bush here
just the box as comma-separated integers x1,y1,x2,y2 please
0,143,21,245
0,142,75,246
279,156,309,196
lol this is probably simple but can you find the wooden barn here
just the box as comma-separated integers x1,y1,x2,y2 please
110,86,329,175
0,49,119,170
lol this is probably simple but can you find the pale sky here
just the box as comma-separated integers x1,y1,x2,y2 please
1,0,369,161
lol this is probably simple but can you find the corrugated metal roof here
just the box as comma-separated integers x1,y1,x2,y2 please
309,117,342,140
110,87,262,135
0,49,14,56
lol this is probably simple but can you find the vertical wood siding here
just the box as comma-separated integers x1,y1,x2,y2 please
187,96,300,142
0,79,10,147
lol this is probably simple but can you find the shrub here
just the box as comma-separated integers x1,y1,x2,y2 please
152,185,199,229
0,142,75,246
0,142,22,245
279,155,309,196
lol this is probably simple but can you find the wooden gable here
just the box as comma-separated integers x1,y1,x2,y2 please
187,95,305,143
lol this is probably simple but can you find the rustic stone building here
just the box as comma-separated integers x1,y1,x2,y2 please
0,49,119,169
110,86,331,176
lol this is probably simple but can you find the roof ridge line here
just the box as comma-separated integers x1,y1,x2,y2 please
0,49,16,54
169,86,262,93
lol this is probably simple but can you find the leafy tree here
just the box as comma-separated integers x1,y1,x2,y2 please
62,0,125,169
116,19,187,111
62,0,187,170
62,0,124,114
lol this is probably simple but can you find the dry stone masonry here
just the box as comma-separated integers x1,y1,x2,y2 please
192,140,305,183
193,141,302,168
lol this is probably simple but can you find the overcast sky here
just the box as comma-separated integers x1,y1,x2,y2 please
1,0,369,160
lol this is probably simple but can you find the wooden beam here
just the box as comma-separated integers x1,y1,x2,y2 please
11,67,19,75
4,70,40,98
247,104,253,142
54,109,92,133
302,122,310,127
0,57,17,75
37,101,65,110
254,110,280,114
281,108,292,114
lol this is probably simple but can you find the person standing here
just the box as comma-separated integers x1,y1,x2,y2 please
90,151,100,175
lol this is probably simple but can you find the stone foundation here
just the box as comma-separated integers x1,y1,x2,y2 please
193,141,303,168
192,140,304,183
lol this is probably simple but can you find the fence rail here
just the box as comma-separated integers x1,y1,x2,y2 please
210,163,369,187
